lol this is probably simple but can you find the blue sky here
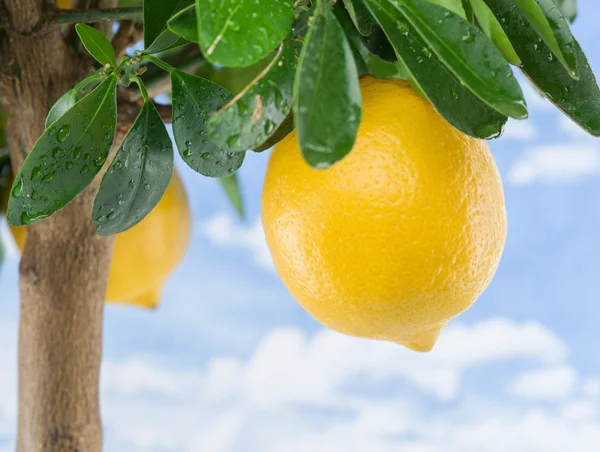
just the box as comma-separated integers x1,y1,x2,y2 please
2,2,600,450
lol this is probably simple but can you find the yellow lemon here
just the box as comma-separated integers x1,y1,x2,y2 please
56,0,72,8
262,76,507,352
11,172,191,309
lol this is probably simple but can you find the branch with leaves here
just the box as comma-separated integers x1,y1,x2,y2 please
5,0,596,236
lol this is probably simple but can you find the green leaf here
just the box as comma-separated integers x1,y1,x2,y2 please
252,112,294,152
552,0,576,23
171,70,245,177
209,40,295,152
195,0,294,67
512,0,578,78
427,0,467,19
144,0,193,49
366,0,527,119
143,28,188,54
462,0,475,22
168,4,199,42
335,5,401,78
75,24,117,67
470,0,521,65
219,174,244,220
342,0,373,35
366,0,507,139
46,89,78,129
92,101,174,236
294,0,362,168
7,76,117,227
485,0,600,136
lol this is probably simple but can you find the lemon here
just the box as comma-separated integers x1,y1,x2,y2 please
262,76,507,352
10,172,191,309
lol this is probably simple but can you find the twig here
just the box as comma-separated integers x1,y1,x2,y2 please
51,7,142,26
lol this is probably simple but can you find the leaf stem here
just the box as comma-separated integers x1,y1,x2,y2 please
131,76,150,102
52,7,143,26
142,55,175,73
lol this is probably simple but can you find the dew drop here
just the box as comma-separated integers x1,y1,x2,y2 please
11,179,24,198
201,152,210,160
57,125,71,142
80,165,89,174
31,166,43,181
66,161,74,169
41,171,56,183
227,134,240,147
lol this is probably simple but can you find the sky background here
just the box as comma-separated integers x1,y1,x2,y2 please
2,2,600,451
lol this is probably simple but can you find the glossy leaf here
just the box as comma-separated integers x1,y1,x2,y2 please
366,0,507,139
209,40,295,152
219,175,244,220
46,89,78,128
335,5,401,78
485,0,600,135
462,0,475,22
75,24,116,67
470,0,521,65
367,0,527,119
171,70,245,177
144,0,193,49
427,0,467,18
195,0,294,67
168,4,199,42
143,28,188,54
93,101,174,236
552,0,577,22
342,0,373,35
7,76,117,226
252,113,294,152
294,0,362,168
513,0,578,78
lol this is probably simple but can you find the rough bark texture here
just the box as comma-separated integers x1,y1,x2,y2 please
0,0,119,450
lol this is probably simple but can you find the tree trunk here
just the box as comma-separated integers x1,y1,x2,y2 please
0,1,116,450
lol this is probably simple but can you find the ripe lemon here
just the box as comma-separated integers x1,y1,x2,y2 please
10,172,191,309
262,76,507,352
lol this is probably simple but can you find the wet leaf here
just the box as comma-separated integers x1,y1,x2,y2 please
366,0,507,138
209,39,295,152
252,112,294,152
46,89,78,128
485,0,600,136
143,0,193,49
92,101,174,236
552,0,577,23
427,0,467,18
342,0,373,35
7,76,117,226
335,5,401,78
75,24,117,67
219,174,244,220
368,0,527,119
470,0,521,65
143,28,188,54
512,0,578,78
294,0,362,168
168,4,199,42
195,0,294,67
171,70,245,177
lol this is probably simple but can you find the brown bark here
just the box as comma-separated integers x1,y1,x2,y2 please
0,1,120,450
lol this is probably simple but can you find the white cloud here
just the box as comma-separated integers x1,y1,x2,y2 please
198,212,274,270
508,144,600,185
509,365,577,400
93,318,597,451
1,316,597,452
502,119,537,141
0,219,19,262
